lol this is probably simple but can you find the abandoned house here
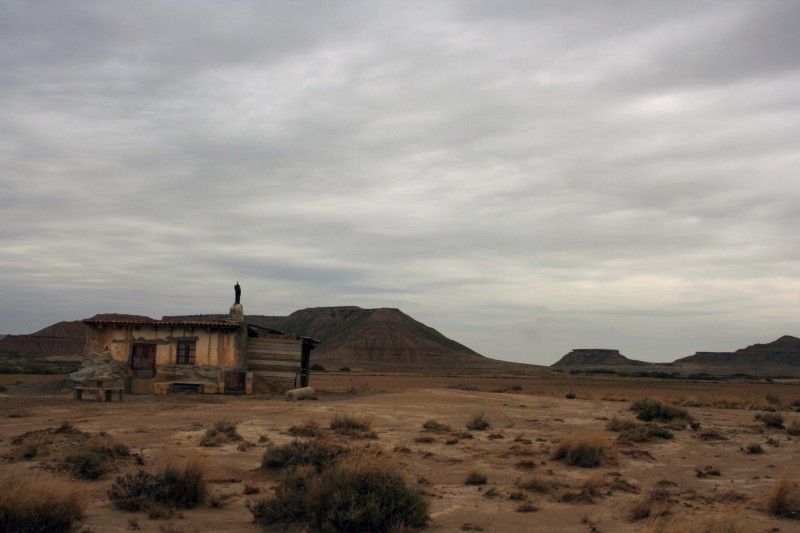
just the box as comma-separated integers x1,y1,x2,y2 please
82,284,318,395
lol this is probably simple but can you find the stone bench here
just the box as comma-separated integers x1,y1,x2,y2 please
74,386,123,401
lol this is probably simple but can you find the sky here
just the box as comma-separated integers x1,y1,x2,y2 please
1,1,799,365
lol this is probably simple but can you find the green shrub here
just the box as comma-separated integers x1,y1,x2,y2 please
250,453,429,532
630,399,692,423
0,473,86,533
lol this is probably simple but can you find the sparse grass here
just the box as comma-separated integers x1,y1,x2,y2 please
199,419,242,447
261,438,346,472
656,512,742,533
0,472,86,533
422,419,451,433
627,487,672,521
464,471,488,485
616,423,673,443
465,412,490,431
755,412,785,428
330,413,373,436
630,399,692,423
516,502,538,512
697,428,727,441
249,451,429,532
288,419,324,438
606,416,639,432
551,433,617,467
765,478,800,519
517,476,559,494
108,455,207,511
765,394,781,405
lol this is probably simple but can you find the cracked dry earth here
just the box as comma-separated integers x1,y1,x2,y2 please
1,374,799,532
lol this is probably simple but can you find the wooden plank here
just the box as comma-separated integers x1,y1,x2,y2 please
244,359,299,368
246,352,301,362
248,339,301,348
251,370,297,380
246,348,301,357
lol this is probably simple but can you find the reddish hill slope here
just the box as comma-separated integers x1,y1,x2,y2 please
0,321,86,356
674,335,800,371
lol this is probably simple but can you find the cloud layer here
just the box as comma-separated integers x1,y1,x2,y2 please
2,1,799,363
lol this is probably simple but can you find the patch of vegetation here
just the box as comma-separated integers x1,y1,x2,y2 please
422,419,451,433
261,439,346,472
288,419,324,438
464,471,488,485
108,455,207,511
766,479,800,519
627,488,672,522
310,363,326,372
755,412,785,428
745,443,765,454
448,383,479,391
199,419,242,447
0,472,86,533
330,413,375,438
696,428,727,441
517,476,559,494
616,424,674,443
630,398,692,423
249,452,429,532
465,412,490,431
338,366,351,372
551,433,617,468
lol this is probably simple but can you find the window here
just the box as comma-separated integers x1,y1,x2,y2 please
176,341,196,365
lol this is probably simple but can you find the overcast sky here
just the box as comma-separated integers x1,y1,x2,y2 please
1,1,798,365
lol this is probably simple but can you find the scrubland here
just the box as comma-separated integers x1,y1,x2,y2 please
1,372,799,532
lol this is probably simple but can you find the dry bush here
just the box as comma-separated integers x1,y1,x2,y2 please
765,478,800,519
787,420,800,436
288,418,324,438
108,454,207,511
421,419,451,433
465,412,490,431
606,416,639,432
250,451,429,532
516,502,538,512
517,476,560,494
464,471,488,485
696,428,726,441
261,438,346,472
655,512,741,533
628,488,672,521
755,412,785,429
744,443,765,454
617,423,673,443
551,433,617,468
630,399,692,423
0,472,86,532
330,413,373,437
414,435,435,444
199,419,242,447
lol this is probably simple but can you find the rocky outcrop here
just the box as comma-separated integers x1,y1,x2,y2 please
551,349,649,368
675,335,800,368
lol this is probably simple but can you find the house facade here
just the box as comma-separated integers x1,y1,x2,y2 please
82,285,317,394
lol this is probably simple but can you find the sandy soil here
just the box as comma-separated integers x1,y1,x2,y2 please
1,374,799,532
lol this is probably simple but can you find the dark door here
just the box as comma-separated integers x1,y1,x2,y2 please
131,344,156,378
224,371,245,393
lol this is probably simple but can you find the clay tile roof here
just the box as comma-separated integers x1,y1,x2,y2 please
83,318,241,329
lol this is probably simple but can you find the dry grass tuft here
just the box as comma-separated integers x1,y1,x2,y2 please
628,487,672,521
330,413,375,438
655,511,742,533
108,454,207,511
765,478,800,519
249,450,429,532
630,399,692,424
199,419,242,447
421,419,451,433
0,472,86,532
464,471,488,485
261,438,346,472
288,418,324,438
465,412,491,431
551,433,617,467
755,412,785,428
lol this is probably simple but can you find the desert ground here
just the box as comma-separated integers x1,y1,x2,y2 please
1,372,799,532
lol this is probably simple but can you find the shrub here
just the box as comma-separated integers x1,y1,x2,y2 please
465,412,490,431
630,399,691,423
756,412,785,428
0,472,86,533
200,419,242,447
565,391,576,399
517,476,558,494
606,417,639,432
766,478,800,519
422,419,451,433
250,453,429,532
551,433,617,468
765,394,782,405
627,488,672,521
288,419,324,438
787,420,800,436
108,455,207,511
261,439,346,472
330,413,372,435
339,367,351,372
464,471,487,485
57,449,111,480
745,443,765,454
616,423,674,443
310,364,326,371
